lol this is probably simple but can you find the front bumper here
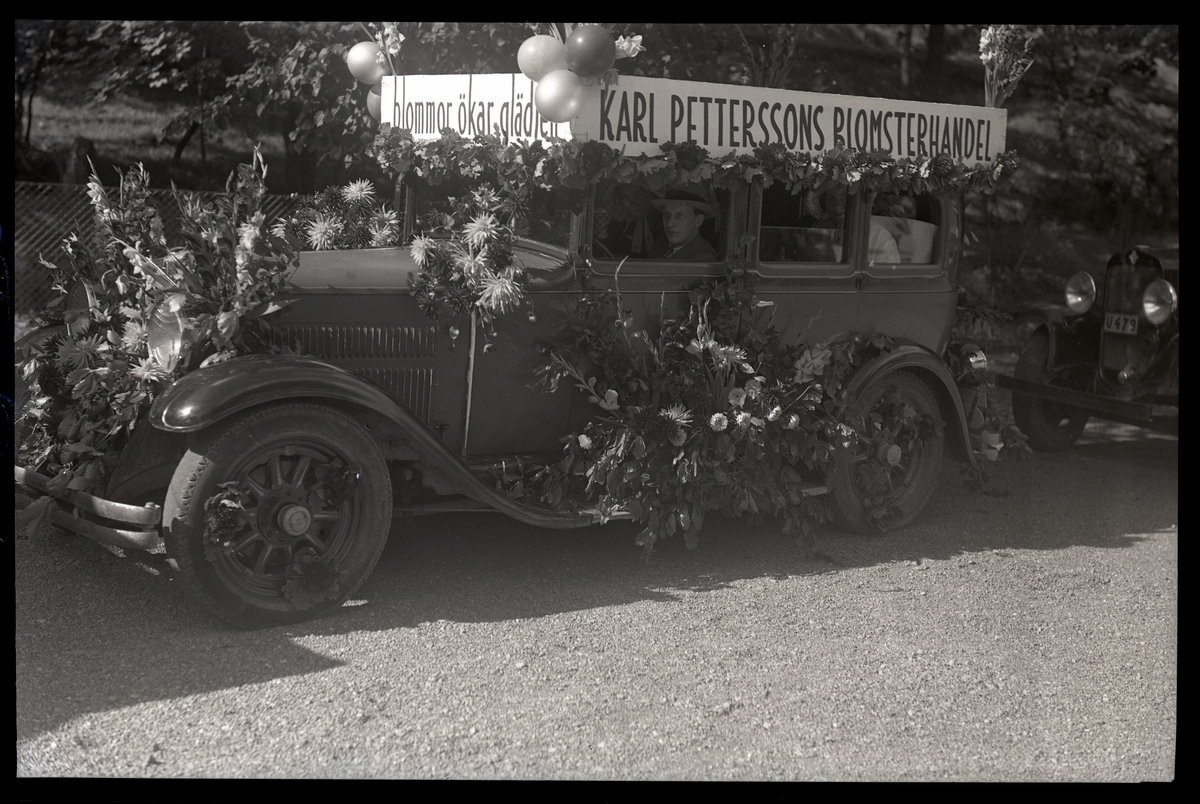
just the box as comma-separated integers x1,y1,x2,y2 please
15,465,163,550
995,375,1178,435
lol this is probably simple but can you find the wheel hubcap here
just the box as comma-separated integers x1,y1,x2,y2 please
278,504,312,536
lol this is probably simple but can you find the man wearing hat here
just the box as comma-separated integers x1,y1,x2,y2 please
648,190,719,261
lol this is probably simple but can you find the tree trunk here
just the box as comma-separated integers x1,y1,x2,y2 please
918,24,947,100
171,121,201,167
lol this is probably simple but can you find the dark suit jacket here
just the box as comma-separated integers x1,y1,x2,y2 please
648,234,719,261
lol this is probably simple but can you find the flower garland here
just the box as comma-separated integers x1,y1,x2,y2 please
371,123,1019,198
516,267,897,556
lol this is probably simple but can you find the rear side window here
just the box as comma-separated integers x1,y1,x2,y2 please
758,184,848,264
868,192,940,265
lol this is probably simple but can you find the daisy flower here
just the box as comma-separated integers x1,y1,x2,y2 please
341,179,376,205
709,412,729,432
306,215,343,250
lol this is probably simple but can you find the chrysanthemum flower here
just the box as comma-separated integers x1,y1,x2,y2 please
767,406,783,422
476,273,523,314
578,434,593,450
659,404,693,427
131,356,169,382
410,236,434,266
709,412,728,432
785,413,801,430
735,411,752,428
472,186,501,211
341,179,376,205
669,428,687,447
728,387,747,408
120,321,147,353
306,215,343,250
464,213,499,250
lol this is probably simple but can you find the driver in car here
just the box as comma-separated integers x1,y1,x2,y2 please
648,190,719,261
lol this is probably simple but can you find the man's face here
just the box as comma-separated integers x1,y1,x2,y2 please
661,203,704,246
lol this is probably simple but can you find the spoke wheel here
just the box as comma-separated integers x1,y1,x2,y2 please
1011,329,1089,451
164,403,391,628
829,371,944,534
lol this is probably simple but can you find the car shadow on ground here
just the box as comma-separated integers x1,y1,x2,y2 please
17,428,1176,738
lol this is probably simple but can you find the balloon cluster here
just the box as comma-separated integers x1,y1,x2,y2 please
518,25,618,124
347,24,404,122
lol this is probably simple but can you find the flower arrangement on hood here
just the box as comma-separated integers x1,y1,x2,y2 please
406,186,533,343
271,179,401,251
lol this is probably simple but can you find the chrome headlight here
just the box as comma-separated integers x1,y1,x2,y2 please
1065,272,1097,313
147,293,190,373
63,282,95,335
1142,279,1178,325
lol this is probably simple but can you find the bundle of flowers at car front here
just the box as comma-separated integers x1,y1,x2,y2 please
518,267,895,555
16,150,297,537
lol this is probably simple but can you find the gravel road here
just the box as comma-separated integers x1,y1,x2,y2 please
16,399,1177,781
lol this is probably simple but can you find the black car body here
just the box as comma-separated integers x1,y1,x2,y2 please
998,246,1178,449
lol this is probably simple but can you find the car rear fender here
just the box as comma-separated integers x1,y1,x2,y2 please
842,342,979,469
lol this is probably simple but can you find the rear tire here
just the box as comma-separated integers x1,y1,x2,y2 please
163,402,391,628
1012,329,1089,451
828,371,944,534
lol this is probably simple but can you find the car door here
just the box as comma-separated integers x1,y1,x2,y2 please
749,180,861,347
856,191,961,353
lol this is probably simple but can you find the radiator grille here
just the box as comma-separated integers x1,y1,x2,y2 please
275,324,438,359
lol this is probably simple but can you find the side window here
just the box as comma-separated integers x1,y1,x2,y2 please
592,181,724,262
868,192,940,265
758,183,848,264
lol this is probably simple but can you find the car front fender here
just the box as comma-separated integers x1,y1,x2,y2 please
149,354,595,530
149,354,405,433
1010,303,1097,367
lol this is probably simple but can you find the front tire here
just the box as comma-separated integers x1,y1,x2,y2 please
163,402,392,628
829,371,945,534
1011,329,1089,451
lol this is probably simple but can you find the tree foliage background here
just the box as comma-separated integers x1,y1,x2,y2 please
15,22,1177,242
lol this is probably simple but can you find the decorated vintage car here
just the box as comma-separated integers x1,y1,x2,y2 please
997,246,1179,449
16,73,1017,627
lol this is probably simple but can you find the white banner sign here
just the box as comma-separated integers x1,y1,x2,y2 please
381,74,570,143
382,74,1007,166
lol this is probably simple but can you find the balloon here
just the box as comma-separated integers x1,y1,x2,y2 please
347,41,388,85
534,69,584,123
517,34,568,83
565,25,615,79
366,84,382,121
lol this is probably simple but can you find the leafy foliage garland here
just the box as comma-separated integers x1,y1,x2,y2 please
16,150,297,536
370,124,1020,198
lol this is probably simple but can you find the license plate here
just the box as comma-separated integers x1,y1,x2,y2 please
1104,313,1139,335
